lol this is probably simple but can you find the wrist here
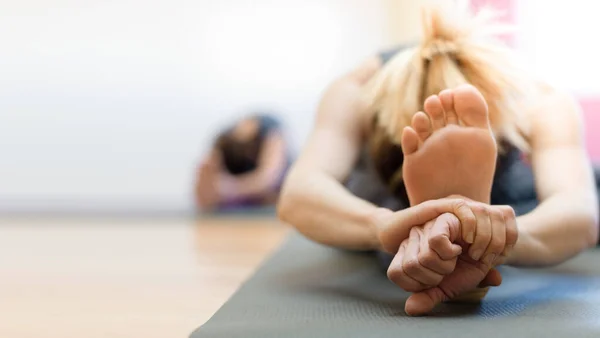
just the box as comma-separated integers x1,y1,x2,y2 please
504,224,538,266
366,207,396,252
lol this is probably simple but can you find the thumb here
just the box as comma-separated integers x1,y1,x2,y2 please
478,268,503,288
372,208,404,253
404,287,448,316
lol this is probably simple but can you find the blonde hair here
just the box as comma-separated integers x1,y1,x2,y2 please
365,3,541,191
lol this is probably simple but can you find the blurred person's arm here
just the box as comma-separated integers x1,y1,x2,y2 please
507,91,599,266
218,131,288,201
195,149,222,210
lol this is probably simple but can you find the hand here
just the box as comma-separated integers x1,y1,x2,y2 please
462,202,518,265
439,195,517,264
373,198,477,254
387,202,518,316
386,214,463,293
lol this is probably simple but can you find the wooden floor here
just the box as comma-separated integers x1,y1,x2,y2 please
0,216,289,338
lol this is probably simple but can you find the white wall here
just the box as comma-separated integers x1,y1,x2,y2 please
0,0,394,212
515,0,600,96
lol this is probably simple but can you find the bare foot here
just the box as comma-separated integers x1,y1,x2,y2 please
398,85,499,312
401,84,497,206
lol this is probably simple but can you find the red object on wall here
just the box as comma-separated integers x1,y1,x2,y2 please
578,98,600,161
470,0,515,45
470,0,599,161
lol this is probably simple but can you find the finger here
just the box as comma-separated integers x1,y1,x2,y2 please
387,242,426,292
478,268,503,288
499,206,518,256
419,222,458,275
428,213,463,259
481,209,506,268
404,228,444,287
468,203,492,261
405,287,448,316
459,203,477,244
378,199,475,253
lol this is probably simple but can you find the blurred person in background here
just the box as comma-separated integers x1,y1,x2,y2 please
278,4,600,316
195,113,290,211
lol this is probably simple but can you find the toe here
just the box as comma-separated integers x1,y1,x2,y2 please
401,126,419,156
423,95,445,130
411,111,432,142
439,89,458,125
453,84,490,129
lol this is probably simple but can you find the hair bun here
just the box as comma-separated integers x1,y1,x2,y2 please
420,39,458,60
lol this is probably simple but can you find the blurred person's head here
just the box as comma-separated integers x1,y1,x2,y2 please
215,114,273,175
364,4,543,193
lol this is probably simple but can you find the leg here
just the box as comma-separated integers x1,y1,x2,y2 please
401,86,497,206
397,85,500,310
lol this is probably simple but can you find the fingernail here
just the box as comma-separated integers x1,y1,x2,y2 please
466,232,474,244
471,249,483,261
484,253,496,266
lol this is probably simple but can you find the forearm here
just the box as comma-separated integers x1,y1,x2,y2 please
219,168,281,202
277,169,381,251
507,191,598,267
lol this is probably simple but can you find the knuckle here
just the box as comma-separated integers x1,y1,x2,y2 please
418,251,437,267
489,237,505,252
466,212,477,223
453,199,471,215
453,198,468,209
441,212,459,224
428,233,443,247
506,227,519,243
470,203,488,215
404,258,421,274
501,205,516,218
386,266,403,283
387,267,419,291
490,208,504,221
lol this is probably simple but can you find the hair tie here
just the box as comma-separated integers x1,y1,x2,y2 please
420,39,458,60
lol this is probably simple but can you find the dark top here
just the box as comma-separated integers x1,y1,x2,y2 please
217,114,282,175
358,47,539,214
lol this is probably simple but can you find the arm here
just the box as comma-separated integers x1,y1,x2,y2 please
277,57,478,251
218,131,288,201
277,57,383,250
195,148,222,210
507,90,599,266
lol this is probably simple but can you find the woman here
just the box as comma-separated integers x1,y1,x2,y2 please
277,6,600,316
195,113,290,211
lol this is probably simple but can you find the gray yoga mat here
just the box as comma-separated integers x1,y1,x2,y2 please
192,232,600,338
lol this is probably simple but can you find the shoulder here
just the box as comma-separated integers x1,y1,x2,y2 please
528,84,584,149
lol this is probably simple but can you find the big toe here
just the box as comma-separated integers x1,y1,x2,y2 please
453,84,490,129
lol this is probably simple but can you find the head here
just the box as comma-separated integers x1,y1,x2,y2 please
216,116,262,175
364,3,542,193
